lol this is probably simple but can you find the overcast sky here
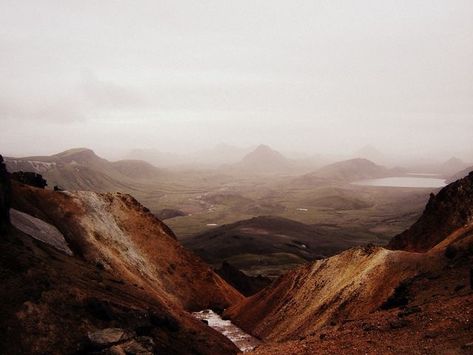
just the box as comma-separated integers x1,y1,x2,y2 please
1,0,472,160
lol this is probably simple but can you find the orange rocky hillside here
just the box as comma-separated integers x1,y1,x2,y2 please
1,171,243,354
225,173,473,354
11,181,242,310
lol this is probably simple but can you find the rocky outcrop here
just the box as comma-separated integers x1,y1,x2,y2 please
0,155,11,232
10,208,73,255
389,172,473,252
11,171,47,189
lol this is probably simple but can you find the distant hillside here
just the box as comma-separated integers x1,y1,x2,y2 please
127,148,190,167
232,145,293,174
183,215,383,277
111,159,164,180
439,157,468,175
296,158,400,184
5,148,164,191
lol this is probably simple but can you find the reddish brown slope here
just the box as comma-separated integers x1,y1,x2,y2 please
0,167,243,354
0,228,239,354
226,235,472,354
225,246,429,341
248,260,473,355
11,182,242,311
224,174,473,354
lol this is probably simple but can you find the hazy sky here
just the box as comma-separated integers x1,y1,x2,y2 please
1,1,472,160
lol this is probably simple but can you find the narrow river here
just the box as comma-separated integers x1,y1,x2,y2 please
192,309,261,352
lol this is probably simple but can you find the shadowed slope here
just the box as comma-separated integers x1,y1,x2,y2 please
0,228,240,355
389,171,473,252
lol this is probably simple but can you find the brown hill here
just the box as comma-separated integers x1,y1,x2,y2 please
224,176,473,353
11,182,241,310
1,176,243,354
225,246,428,341
111,159,164,180
1,227,239,354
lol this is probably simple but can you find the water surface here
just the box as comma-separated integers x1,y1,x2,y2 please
192,309,260,352
352,176,446,188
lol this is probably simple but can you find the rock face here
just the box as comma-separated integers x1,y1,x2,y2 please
10,208,73,255
11,171,47,189
0,155,11,232
216,261,272,296
389,172,473,252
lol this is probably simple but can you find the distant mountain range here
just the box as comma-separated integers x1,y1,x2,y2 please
5,148,165,191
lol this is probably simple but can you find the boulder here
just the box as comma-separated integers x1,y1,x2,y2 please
11,171,47,189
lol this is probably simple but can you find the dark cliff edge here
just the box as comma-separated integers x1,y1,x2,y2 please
389,171,473,252
0,155,11,233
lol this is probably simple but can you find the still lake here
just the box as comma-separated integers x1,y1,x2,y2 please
352,176,446,188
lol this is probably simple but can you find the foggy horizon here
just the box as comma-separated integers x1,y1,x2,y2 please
1,1,472,162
